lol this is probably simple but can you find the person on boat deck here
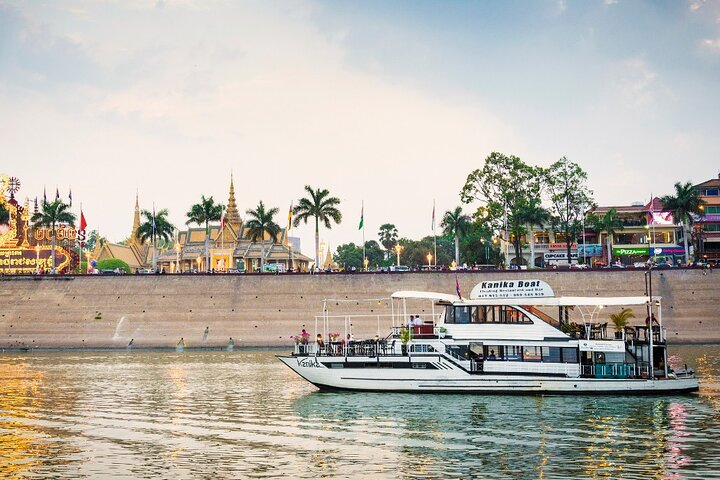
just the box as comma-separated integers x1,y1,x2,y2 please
645,314,659,326
487,349,496,360
406,315,415,327
316,334,324,348
414,315,423,326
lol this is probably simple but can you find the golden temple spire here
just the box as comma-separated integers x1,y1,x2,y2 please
131,191,141,245
225,172,242,228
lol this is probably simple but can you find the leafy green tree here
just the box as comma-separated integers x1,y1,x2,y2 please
0,202,9,225
399,235,454,268
84,230,105,252
661,181,706,264
441,207,471,265
587,208,624,266
363,240,385,267
516,197,550,268
461,152,543,266
136,208,175,270
378,223,399,259
292,185,342,268
333,243,364,270
459,220,499,265
186,195,224,272
545,157,594,264
96,258,131,274
31,199,76,273
245,201,281,269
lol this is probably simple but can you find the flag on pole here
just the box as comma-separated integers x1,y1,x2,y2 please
68,187,73,207
34,197,38,213
152,204,156,233
431,200,436,231
287,202,293,231
55,187,60,201
358,202,364,230
220,210,226,230
43,186,47,204
80,210,87,231
455,274,462,300
647,194,654,224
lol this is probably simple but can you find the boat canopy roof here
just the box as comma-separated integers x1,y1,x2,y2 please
391,291,460,303
391,291,658,307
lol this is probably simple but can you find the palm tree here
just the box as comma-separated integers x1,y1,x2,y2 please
378,223,398,260
0,202,9,225
610,307,635,334
245,201,281,270
661,182,705,264
186,195,224,272
292,186,342,268
136,208,175,270
31,199,76,273
516,198,550,268
587,208,624,266
441,207,471,265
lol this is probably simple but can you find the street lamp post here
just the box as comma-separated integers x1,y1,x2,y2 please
427,253,432,269
35,245,40,274
175,243,181,273
363,257,369,272
394,244,403,266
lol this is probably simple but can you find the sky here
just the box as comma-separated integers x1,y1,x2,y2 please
1,0,719,257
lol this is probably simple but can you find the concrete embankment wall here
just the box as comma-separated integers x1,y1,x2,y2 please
0,270,718,349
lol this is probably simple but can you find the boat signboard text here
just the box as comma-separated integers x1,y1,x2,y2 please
470,279,554,299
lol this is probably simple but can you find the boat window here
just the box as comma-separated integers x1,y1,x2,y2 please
445,305,455,323
523,346,542,362
410,344,436,353
561,348,578,363
505,346,522,361
464,306,533,324
484,345,502,360
454,306,471,324
541,347,562,363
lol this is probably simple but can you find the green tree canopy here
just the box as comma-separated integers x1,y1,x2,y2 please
136,209,175,244
545,157,594,263
292,185,342,268
587,208,623,265
334,240,386,270
186,195,224,272
245,201,281,269
31,199,77,272
461,152,544,265
441,207,471,265
661,181,705,263
96,258,131,274
378,223,399,253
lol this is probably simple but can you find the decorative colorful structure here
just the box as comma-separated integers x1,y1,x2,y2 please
0,175,73,274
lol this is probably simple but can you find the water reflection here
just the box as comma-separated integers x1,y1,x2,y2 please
0,347,718,479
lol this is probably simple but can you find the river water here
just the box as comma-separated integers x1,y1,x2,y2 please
1,346,720,479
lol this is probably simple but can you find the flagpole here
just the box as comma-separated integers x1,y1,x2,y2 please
362,201,366,270
433,199,437,268
650,194,657,264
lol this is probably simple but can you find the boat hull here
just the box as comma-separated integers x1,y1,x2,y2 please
278,355,699,394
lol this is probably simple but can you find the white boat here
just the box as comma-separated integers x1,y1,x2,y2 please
278,279,698,394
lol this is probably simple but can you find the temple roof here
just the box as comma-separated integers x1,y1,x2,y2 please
225,173,242,227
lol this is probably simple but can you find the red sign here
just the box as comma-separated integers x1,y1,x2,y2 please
549,243,577,250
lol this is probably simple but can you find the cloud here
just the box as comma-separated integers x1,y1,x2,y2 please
703,37,720,50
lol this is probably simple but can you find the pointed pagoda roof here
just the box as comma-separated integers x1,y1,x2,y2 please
226,173,242,227
128,191,142,249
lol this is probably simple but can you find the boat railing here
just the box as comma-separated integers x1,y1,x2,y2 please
580,363,647,379
293,339,401,357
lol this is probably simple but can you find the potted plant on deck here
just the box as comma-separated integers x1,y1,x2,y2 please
610,308,635,339
399,327,411,355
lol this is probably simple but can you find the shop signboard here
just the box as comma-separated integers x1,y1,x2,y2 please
578,244,603,256
613,246,649,256
651,246,685,256
544,252,578,261
470,279,555,299
549,243,577,250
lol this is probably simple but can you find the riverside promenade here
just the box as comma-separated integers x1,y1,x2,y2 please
0,269,718,349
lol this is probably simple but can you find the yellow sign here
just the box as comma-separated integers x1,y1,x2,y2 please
0,246,71,274
34,226,77,241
